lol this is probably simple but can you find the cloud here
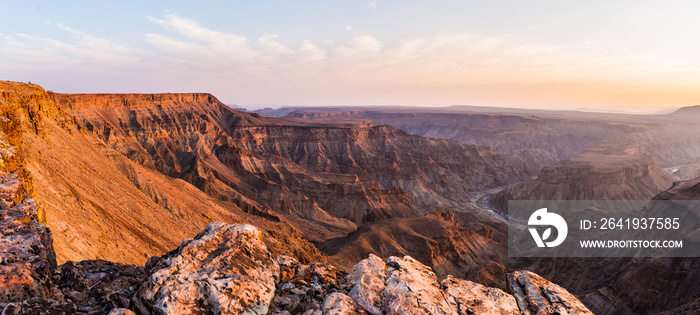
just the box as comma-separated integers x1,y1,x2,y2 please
2,12,697,109
298,40,327,65
145,14,253,63
142,13,331,76
0,24,139,71
146,14,247,47
367,1,377,10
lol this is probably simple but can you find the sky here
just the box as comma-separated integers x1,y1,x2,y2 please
1,1,699,112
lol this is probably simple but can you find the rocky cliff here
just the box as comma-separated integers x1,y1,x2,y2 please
2,82,326,268
0,172,57,304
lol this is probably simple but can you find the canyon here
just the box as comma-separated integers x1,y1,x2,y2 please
0,81,591,313
1,80,700,313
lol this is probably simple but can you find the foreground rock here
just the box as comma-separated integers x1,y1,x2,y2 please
381,256,458,314
0,173,57,303
442,275,519,315
268,255,344,314
57,260,146,313
2,298,77,314
338,254,521,315
336,254,591,315
0,219,591,314
134,223,279,315
508,270,593,315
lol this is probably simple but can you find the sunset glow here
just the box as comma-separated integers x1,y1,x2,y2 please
2,1,699,112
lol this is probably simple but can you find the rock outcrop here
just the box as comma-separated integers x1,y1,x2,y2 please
333,253,587,315
442,275,519,315
0,173,56,303
117,223,586,315
322,292,367,314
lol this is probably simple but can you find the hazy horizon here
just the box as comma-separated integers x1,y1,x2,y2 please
2,1,699,113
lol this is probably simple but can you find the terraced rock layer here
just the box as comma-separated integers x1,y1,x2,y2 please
51,92,527,245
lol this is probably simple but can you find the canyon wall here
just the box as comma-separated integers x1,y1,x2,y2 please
490,150,674,212
52,92,528,244
1,82,326,266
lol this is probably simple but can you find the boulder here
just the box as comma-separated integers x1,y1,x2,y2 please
441,275,519,315
134,223,279,315
322,293,367,315
1,298,76,315
507,270,593,315
346,254,386,315
381,256,458,314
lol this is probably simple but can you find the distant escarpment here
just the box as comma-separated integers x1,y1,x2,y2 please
51,92,527,244
669,104,700,116
491,148,674,212
262,106,700,176
271,108,637,174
